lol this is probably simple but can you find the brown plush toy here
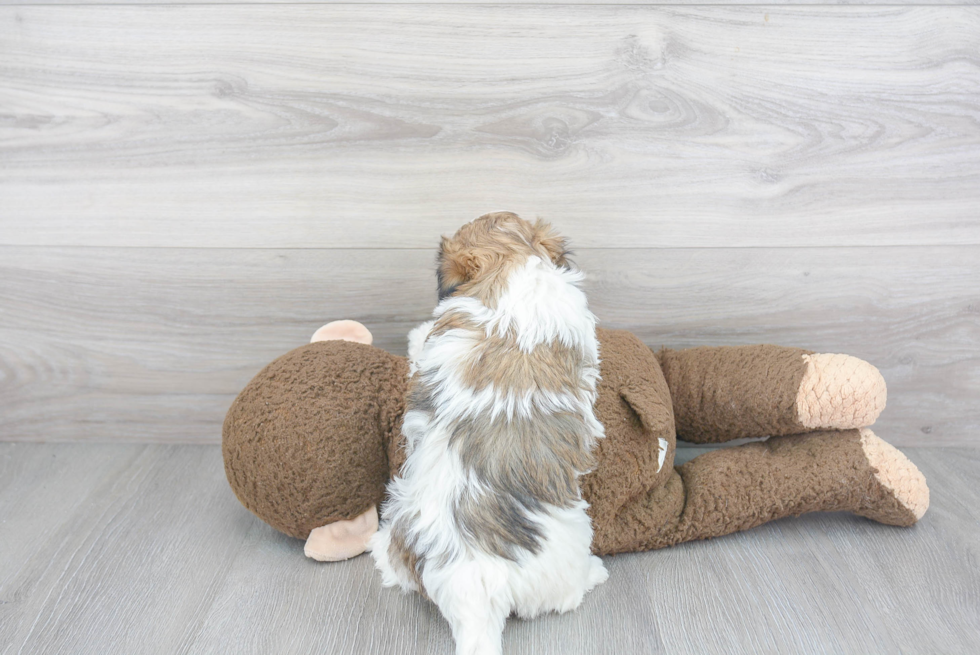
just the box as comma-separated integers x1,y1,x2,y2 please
223,320,929,562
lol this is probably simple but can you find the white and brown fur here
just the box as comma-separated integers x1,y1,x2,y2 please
370,212,607,655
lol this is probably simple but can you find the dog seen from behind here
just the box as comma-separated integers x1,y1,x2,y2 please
369,212,608,655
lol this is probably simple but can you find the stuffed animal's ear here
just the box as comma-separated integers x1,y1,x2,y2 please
619,382,673,436
620,382,674,473
531,219,570,267
310,320,373,345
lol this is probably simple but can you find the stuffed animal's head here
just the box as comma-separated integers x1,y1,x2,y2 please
222,322,408,543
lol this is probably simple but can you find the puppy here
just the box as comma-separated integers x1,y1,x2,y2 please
370,212,607,655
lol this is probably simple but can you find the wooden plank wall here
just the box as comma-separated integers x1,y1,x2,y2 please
1,5,978,445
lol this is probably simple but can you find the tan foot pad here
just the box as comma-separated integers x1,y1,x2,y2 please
797,353,887,430
304,506,379,562
858,429,929,526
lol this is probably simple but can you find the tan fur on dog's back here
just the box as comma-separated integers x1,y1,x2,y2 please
432,311,591,395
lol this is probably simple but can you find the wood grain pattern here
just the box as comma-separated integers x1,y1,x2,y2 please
1,443,978,654
1,245,977,446
3,0,978,5
2,6,979,248
0,443,255,654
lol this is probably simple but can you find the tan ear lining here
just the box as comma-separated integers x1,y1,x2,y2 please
310,320,373,345
304,506,379,562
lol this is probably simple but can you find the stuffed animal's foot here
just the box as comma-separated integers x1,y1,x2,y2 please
304,506,379,561
855,429,929,526
796,354,887,430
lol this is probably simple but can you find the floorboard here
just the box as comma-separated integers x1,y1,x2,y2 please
3,0,975,5
0,444,977,654
2,6,979,248
1,245,977,446
0,444,255,655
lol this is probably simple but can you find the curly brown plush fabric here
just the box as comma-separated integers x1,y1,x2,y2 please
223,340,408,539
223,328,926,553
595,428,921,554
582,329,675,552
657,345,811,443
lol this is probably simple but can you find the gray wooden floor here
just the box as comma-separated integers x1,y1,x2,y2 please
1,443,978,655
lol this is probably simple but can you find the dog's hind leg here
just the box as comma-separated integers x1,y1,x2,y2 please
427,559,510,655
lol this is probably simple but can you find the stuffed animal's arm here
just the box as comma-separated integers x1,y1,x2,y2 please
656,345,886,443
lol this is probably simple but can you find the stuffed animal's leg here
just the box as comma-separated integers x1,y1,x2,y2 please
596,429,927,555
657,345,886,443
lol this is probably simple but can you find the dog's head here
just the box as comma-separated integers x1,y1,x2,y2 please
436,212,569,302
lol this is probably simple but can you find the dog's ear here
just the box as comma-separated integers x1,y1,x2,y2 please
531,219,570,267
437,236,481,300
